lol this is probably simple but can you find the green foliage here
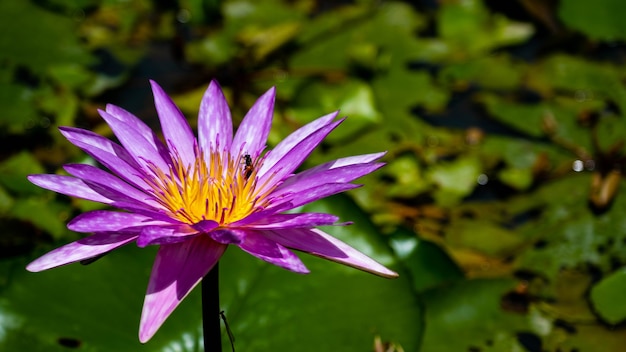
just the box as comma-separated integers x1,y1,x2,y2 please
2,0,626,350
558,0,626,41
591,267,626,324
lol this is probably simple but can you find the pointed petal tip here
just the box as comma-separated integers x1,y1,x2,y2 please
138,325,155,344
369,266,399,279
25,261,42,272
149,80,165,95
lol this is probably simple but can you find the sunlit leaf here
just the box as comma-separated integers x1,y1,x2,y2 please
590,267,626,324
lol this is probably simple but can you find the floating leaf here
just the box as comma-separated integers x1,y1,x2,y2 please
420,279,530,351
590,267,626,324
558,0,626,41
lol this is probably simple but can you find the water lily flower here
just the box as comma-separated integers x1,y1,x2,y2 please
26,80,397,342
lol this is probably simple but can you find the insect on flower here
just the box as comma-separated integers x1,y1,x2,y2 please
242,153,254,180
25,79,398,343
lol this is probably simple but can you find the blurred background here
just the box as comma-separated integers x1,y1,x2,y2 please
1,0,626,351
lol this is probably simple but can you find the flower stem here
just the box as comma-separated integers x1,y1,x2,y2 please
202,262,222,352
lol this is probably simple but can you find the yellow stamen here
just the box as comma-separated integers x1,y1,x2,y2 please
144,147,270,226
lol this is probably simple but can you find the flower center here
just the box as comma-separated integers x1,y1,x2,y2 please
145,147,267,226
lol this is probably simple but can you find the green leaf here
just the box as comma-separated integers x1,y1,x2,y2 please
432,0,534,59
498,167,534,191
590,267,626,324
0,1,93,74
516,174,626,281
0,152,45,196
439,55,524,90
0,80,40,134
558,0,626,41
426,155,482,206
0,246,204,351
420,279,530,351
390,227,464,292
10,198,72,240
288,79,382,142
445,218,525,258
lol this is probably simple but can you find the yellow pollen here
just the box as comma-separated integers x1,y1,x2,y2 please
144,148,268,226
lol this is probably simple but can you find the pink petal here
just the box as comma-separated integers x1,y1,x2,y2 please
98,109,170,172
59,127,150,190
198,80,233,154
139,236,226,343
150,80,196,167
27,174,112,204
68,210,155,232
105,104,169,156
237,230,309,273
267,183,360,212
26,232,137,272
230,87,275,158
263,228,398,278
137,225,199,247
257,111,338,176
256,118,344,194
206,229,245,245
63,164,158,208
278,152,386,190
236,212,340,229
273,163,384,200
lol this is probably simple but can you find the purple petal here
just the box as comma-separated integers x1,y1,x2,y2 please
230,87,275,158
63,164,158,208
198,80,233,154
26,232,137,272
264,228,398,278
105,104,167,152
191,219,220,233
207,229,245,245
28,174,112,204
242,212,340,230
272,163,384,200
68,210,155,232
59,127,150,190
99,109,170,172
139,236,226,342
256,118,344,194
267,183,360,212
257,111,338,176
59,127,141,168
150,80,196,167
102,201,178,224
278,152,386,189
237,230,309,273
137,225,198,247
224,201,296,228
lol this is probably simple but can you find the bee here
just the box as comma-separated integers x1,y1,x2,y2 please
243,154,254,180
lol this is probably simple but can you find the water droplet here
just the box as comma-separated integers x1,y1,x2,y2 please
177,9,191,23
477,174,488,185
572,160,584,172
